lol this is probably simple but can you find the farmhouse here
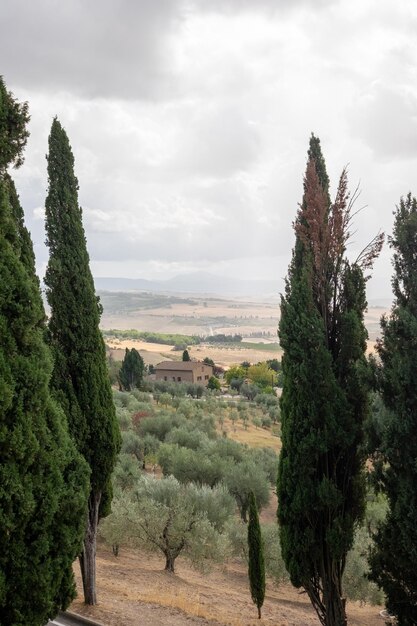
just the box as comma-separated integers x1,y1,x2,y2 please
155,361,213,386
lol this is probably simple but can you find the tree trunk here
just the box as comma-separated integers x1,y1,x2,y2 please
257,605,262,619
79,491,101,605
324,597,346,626
164,553,175,573
323,578,347,626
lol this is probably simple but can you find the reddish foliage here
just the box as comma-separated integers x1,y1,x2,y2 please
132,411,150,427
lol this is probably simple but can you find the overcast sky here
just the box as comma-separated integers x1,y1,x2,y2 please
2,0,417,299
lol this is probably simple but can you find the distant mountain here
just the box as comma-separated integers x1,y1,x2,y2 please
94,272,280,297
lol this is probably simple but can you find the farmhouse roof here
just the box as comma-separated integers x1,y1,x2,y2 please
155,361,210,371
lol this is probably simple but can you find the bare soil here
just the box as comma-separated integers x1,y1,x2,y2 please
70,544,384,626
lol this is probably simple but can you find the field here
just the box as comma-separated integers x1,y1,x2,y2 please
100,291,386,367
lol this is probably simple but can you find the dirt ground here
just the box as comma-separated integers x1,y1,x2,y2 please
71,544,384,626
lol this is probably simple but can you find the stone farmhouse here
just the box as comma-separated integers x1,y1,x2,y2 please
155,361,213,386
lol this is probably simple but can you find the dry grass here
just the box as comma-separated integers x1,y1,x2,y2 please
71,544,384,626
221,418,281,453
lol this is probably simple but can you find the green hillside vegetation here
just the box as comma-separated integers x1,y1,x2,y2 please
99,389,385,605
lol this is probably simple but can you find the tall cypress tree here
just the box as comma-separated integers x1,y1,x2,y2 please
45,118,121,605
369,194,417,624
248,491,265,620
277,135,382,626
0,78,89,626
118,347,144,391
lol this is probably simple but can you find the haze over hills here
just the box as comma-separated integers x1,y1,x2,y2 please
94,272,280,298
94,273,392,308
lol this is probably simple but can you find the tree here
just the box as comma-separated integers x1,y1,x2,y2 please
118,347,144,391
0,81,89,625
102,476,234,573
247,362,276,389
44,118,121,605
248,492,265,619
182,349,191,361
207,375,221,391
277,134,382,626
368,194,417,624
224,460,270,522
225,365,245,385
0,76,29,172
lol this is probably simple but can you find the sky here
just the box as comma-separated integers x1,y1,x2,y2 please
2,0,417,299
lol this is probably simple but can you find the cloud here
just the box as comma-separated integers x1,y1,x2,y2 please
0,0,183,100
173,105,261,177
349,83,417,160
5,0,417,300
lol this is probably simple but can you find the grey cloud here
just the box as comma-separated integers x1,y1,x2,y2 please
173,106,261,177
1,0,183,100
189,0,336,14
349,83,417,160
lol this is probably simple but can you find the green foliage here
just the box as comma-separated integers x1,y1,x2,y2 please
106,352,122,386
224,365,246,385
182,348,191,361
101,476,234,572
0,77,30,171
121,430,144,464
0,95,89,625
158,444,230,488
102,328,201,346
240,383,259,401
228,521,288,586
248,492,265,619
207,375,221,390
118,347,144,391
224,460,270,522
45,117,120,495
113,453,143,491
261,524,289,586
247,362,277,389
277,135,372,624
44,118,120,603
368,194,417,624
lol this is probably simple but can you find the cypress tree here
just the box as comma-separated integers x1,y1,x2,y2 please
277,135,382,626
369,194,417,624
44,118,121,605
0,79,89,626
118,347,144,391
248,491,265,619
182,349,191,361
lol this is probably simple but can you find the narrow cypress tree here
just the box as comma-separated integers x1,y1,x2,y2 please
0,79,89,625
118,347,144,391
248,491,265,619
182,349,191,361
369,194,417,624
277,135,382,626
44,118,121,605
